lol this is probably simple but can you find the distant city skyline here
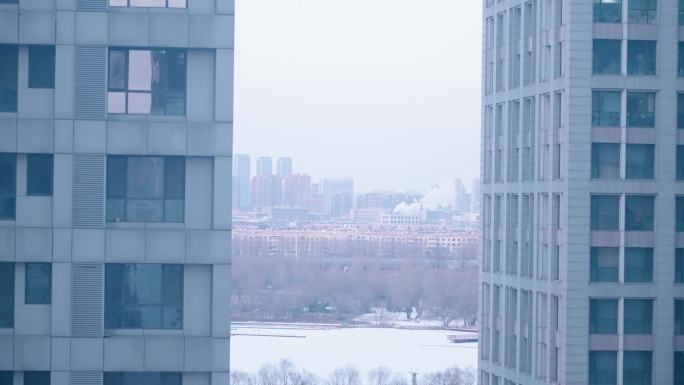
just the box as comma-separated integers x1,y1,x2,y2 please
234,0,482,193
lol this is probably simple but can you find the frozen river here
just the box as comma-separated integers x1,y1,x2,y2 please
230,322,478,376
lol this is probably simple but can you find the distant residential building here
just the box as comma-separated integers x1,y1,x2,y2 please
352,208,386,223
234,153,251,210
251,175,276,209
256,156,273,176
322,178,354,216
283,174,311,208
381,213,422,226
356,191,423,210
277,157,293,177
454,178,472,214
308,191,324,214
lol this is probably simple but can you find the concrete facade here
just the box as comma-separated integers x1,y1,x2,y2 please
480,1,684,385
0,0,233,384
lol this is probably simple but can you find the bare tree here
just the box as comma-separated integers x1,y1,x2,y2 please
326,367,361,385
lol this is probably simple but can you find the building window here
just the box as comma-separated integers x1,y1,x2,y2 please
627,92,655,128
28,45,55,89
680,43,684,77
592,143,620,179
625,195,654,231
24,372,50,385
594,0,622,23
676,352,684,385
0,262,13,328
0,44,18,113
681,0,684,24
627,40,656,75
0,372,10,385
678,197,684,232
677,249,684,283
106,156,185,223
592,91,621,127
108,49,187,115
591,195,620,230
625,144,654,179
105,264,183,330
624,299,653,334
623,351,652,385
25,263,51,305
593,39,621,75
628,0,657,24
108,0,186,8
624,248,653,283
590,247,619,282
104,373,182,385
0,153,16,220
27,154,53,196
589,351,617,385
676,299,684,335
590,298,618,334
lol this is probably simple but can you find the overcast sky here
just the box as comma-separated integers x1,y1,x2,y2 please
234,0,482,193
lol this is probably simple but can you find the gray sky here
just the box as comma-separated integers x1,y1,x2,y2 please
234,0,482,193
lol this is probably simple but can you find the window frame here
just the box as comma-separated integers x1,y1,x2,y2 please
104,263,184,330
623,351,652,385
589,350,618,385
676,299,684,335
625,144,654,180
591,143,621,179
0,44,18,113
624,247,653,283
626,91,656,128
623,298,653,334
24,371,50,385
590,298,618,334
593,39,622,75
628,0,657,24
590,247,619,283
592,90,622,127
107,48,187,116
108,0,186,8
594,0,623,23
106,155,185,223
625,195,655,231
677,248,684,283
591,195,620,231
0,262,14,328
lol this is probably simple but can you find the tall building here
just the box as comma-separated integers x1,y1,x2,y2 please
454,178,472,214
322,178,354,217
276,157,293,177
282,174,311,208
0,1,233,385
233,154,251,210
256,156,272,177
480,1,684,385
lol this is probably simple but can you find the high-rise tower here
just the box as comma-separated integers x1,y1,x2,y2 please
0,0,234,384
481,1,683,385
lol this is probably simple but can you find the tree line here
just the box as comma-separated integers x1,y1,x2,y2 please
232,255,478,328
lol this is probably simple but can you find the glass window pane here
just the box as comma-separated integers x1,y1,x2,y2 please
0,44,18,113
128,50,152,91
126,199,163,222
164,200,184,222
106,199,126,222
627,40,657,75
24,371,50,385
678,145,684,181
103,372,123,385
591,195,620,230
625,195,655,231
109,50,127,90
678,197,684,232
0,153,16,220
592,143,620,179
676,352,684,385
139,306,162,329
28,45,55,89
624,299,653,334
590,298,618,334
127,157,164,198
677,249,684,283
590,247,619,282
623,351,652,385
163,265,183,305
0,262,14,328
624,248,653,282
131,0,166,6
627,92,656,128
129,265,162,305
593,39,621,75
590,350,617,385
592,91,621,127
27,154,53,196
162,306,182,329
108,92,126,114
107,156,127,199
164,157,185,199
675,300,684,335
594,0,622,23
626,144,655,179
127,92,152,114
0,372,12,385
25,263,51,304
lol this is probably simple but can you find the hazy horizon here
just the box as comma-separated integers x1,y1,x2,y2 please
234,0,482,193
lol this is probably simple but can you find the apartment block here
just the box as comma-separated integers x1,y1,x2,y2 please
481,1,684,384
0,0,234,384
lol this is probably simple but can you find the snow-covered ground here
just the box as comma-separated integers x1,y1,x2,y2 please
230,322,478,376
